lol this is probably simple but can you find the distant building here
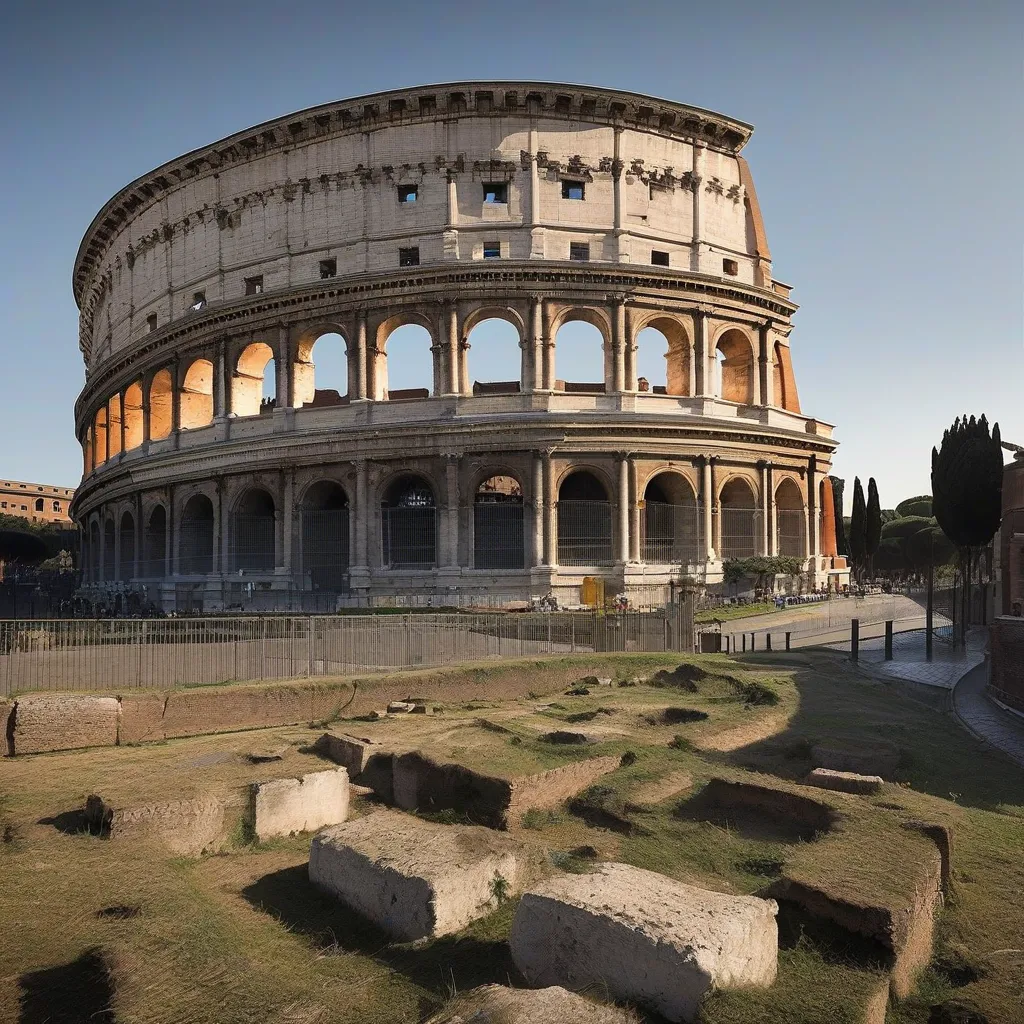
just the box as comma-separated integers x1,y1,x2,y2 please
0,479,75,526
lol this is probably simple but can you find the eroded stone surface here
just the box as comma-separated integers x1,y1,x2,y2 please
806,768,883,795
425,984,640,1023
84,794,227,856
12,694,120,754
511,862,778,1023
309,809,545,940
251,767,349,840
315,732,381,774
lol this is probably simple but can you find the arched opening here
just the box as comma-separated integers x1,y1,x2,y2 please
636,318,690,396
558,470,613,565
118,511,135,580
149,368,173,440
144,505,167,577
94,407,108,466
467,317,522,396
714,330,754,404
773,342,801,412
775,478,805,558
123,382,144,450
231,488,276,571
232,342,276,417
294,332,348,409
300,481,350,592
180,359,214,429
642,472,700,564
381,475,437,568
378,322,434,400
102,519,115,581
474,475,524,569
555,316,607,394
89,520,101,581
107,394,123,458
719,477,759,559
179,494,214,575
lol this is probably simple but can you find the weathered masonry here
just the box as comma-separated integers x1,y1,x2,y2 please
71,82,843,610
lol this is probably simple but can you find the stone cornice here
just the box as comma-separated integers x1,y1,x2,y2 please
74,82,753,307
76,261,797,422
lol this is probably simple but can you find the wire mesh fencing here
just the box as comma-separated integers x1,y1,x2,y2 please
0,601,695,694
557,501,614,565
641,501,702,564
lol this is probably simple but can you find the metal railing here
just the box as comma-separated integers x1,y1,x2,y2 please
381,506,438,569
0,602,695,694
642,501,702,564
720,507,760,559
776,509,804,558
557,500,614,565
473,501,526,569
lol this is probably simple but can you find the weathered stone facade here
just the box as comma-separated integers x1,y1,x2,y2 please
71,82,839,609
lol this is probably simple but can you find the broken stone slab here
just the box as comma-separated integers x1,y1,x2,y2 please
511,862,778,1023
250,767,349,840
806,768,883,795
387,701,416,714
309,809,545,940
246,745,288,764
315,732,381,773
424,983,640,1023
83,793,227,856
811,741,900,778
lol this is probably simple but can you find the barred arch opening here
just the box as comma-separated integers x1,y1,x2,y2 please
300,481,350,592
149,368,173,440
474,474,524,569
232,488,276,571
719,477,759,559
714,330,754,405
775,478,805,557
102,519,115,580
180,359,214,429
558,470,613,565
118,511,135,581
144,505,166,577
89,520,101,581
180,494,214,574
382,475,437,568
642,472,700,564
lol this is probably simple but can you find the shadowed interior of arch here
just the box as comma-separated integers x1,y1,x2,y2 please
474,474,524,568
294,332,348,408
148,368,173,440
714,330,754,404
555,319,606,393
719,477,758,558
143,505,166,577
467,318,522,394
642,471,701,563
232,488,276,571
123,381,143,449
300,481,350,591
118,511,135,580
636,317,691,395
179,494,214,574
558,470,613,565
180,359,213,429
775,477,805,557
381,474,437,567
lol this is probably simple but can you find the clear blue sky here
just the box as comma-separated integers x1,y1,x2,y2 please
1,0,1020,510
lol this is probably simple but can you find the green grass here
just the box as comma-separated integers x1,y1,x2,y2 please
696,601,776,623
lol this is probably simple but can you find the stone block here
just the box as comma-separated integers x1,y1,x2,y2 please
388,701,416,714
811,742,900,778
1,699,13,756
510,862,778,1023
84,794,227,856
425,983,639,1023
314,732,381,774
250,767,349,840
11,694,120,755
309,809,545,940
806,768,882,795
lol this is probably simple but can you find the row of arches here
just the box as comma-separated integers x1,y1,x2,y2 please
84,309,801,474
83,472,809,584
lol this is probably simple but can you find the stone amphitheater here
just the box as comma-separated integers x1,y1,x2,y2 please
71,82,844,611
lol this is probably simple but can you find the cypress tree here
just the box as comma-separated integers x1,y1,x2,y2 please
866,478,881,579
849,477,866,581
830,476,848,556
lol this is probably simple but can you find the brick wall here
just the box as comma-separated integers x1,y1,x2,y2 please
989,616,1024,713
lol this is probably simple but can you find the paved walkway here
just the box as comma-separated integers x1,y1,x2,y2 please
953,659,1024,769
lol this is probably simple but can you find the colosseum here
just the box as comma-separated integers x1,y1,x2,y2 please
71,82,843,611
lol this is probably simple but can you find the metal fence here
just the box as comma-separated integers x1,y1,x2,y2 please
557,500,614,565
642,501,702,564
720,507,760,559
0,602,695,694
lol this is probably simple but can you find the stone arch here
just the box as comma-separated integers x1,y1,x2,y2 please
118,510,135,580
179,493,214,574
375,312,436,401
144,504,167,577
149,368,173,440
634,314,691,396
107,394,123,457
466,313,524,395
719,475,759,559
713,328,755,404
231,487,276,572
123,381,144,450
180,358,214,429
381,472,437,568
642,470,700,564
553,309,610,393
93,406,108,466
233,342,276,417
773,341,802,413
300,479,350,592
474,473,525,569
558,468,613,565
775,476,805,558
294,324,349,409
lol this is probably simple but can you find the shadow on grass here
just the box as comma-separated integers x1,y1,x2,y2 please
726,656,1024,813
37,809,88,835
241,865,520,997
18,947,115,1023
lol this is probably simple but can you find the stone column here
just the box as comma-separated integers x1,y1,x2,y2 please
529,128,545,258
354,460,369,569
282,470,294,573
543,303,556,391
767,464,777,556
134,495,143,579
112,511,121,582
166,490,174,577
691,142,705,273
276,324,290,409
119,392,126,457
444,455,460,567
142,375,152,444
445,306,459,396
628,460,641,562
170,359,181,435
612,128,628,262
693,311,710,396
710,457,720,557
212,482,223,575
808,461,820,565
758,322,771,408
624,305,637,393
214,340,227,419
354,312,368,401
529,297,543,392
611,296,626,393
543,450,557,566
753,326,764,407
430,341,444,398
459,338,471,396
617,454,630,562
531,453,544,566
701,457,715,561
759,461,770,556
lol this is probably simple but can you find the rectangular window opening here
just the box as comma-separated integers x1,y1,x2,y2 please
723,259,739,276
189,291,206,311
146,313,158,332
562,180,585,201
651,250,670,267
569,242,590,262
482,182,508,204
245,275,264,295
319,258,337,279
399,246,420,267
398,184,418,203
482,242,501,259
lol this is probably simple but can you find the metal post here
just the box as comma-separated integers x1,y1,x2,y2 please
851,618,859,662
750,632,756,651
742,633,746,652
766,633,772,651
884,620,893,661
785,631,791,651
926,560,934,662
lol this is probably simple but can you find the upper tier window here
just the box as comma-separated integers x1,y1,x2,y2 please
189,291,206,312
398,184,418,203
483,182,508,204
245,276,264,296
562,180,585,201
319,259,337,279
